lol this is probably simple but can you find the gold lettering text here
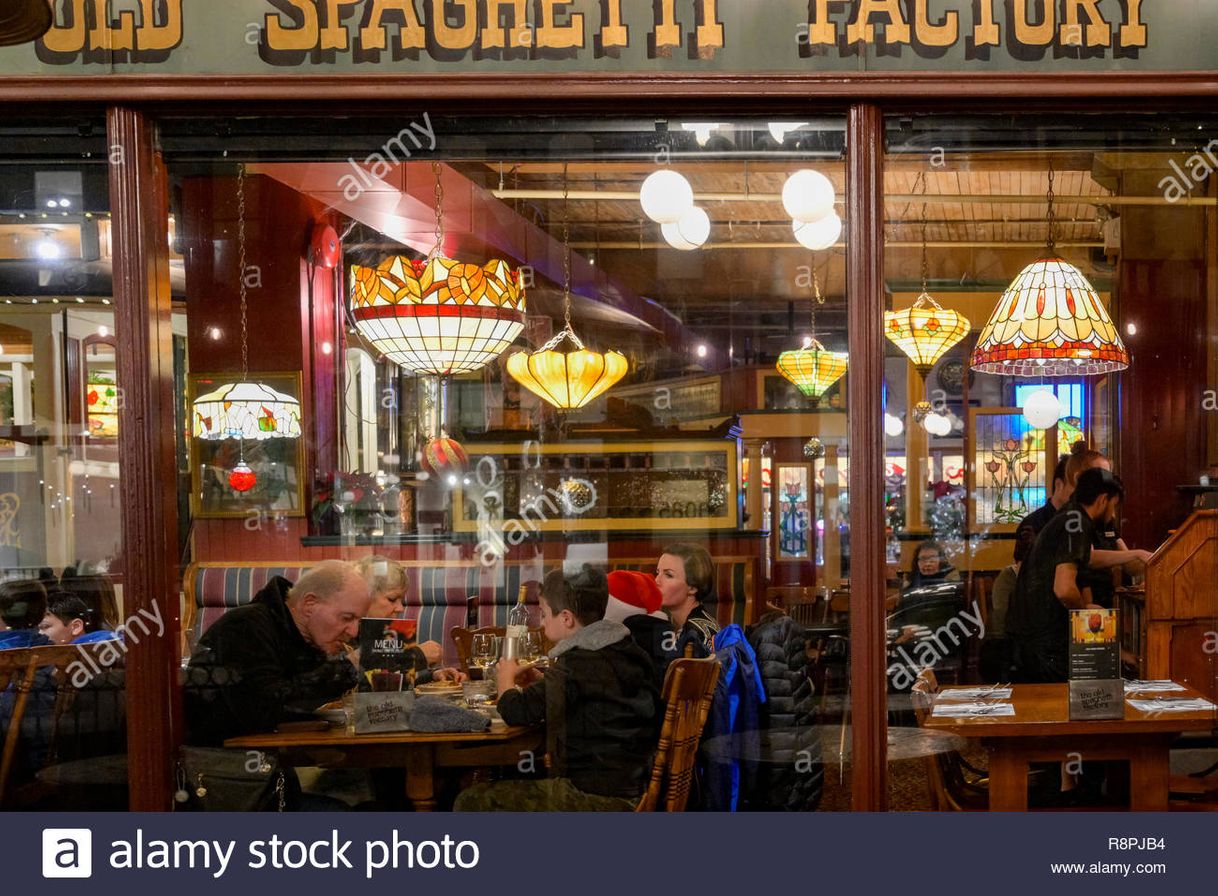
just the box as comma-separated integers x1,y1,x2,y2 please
846,0,911,45
429,0,478,51
913,0,958,48
136,0,183,52
360,0,426,51
653,0,680,53
599,0,628,49
320,0,362,51
695,0,724,54
265,0,320,52
89,0,136,52
1012,0,1055,46
972,0,1000,47
1061,0,1110,47
1119,0,1147,47
809,0,849,45
482,0,529,49
41,0,88,54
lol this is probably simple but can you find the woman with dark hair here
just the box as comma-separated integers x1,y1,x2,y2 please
906,540,960,589
655,543,719,658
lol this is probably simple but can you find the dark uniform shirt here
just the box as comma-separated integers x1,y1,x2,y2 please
1080,523,1122,609
1007,502,1094,682
1014,501,1059,561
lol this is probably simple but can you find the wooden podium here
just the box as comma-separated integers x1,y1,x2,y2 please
1121,511,1218,703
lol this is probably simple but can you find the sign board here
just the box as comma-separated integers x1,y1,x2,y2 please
1,1,1215,77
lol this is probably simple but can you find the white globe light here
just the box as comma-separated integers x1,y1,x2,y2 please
661,206,710,250
793,213,842,250
640,170,694,224
782,169,836,223
884,413,904,438
1022,390,1062,430
923,412,952,437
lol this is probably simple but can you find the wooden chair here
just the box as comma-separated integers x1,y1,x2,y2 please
636,657,719,812
910,667,989,811
1,644,123,807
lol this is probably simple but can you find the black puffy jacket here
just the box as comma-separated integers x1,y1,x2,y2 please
744,612,823,812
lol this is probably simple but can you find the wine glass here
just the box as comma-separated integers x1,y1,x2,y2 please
470,633,497,678
521,631,544,665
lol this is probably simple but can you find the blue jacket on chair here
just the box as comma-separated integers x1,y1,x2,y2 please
699,624,766,811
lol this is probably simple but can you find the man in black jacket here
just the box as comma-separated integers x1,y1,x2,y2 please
185,560,371,745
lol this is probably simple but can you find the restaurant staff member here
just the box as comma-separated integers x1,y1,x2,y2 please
1006,468,1124,683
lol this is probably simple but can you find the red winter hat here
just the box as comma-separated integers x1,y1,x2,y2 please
605,570,664,623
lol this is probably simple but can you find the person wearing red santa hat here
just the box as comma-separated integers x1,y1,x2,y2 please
606,570,677,692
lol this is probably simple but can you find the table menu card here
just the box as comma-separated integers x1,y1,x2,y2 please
1068,609,1123,720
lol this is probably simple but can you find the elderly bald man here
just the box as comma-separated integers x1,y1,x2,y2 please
185,560,372,746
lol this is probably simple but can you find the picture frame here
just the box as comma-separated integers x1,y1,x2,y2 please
187,371,306,519
772,462,814,561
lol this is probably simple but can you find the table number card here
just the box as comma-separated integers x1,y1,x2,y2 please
1068,609,1123,720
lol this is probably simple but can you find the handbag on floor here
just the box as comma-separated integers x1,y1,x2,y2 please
174,746,286,812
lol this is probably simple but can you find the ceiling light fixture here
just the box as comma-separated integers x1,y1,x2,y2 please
640,169,694,224
662,205,710,251
782,170,836,224
191,164,302,492
776,260,847,406
972,161,1129,377
508,165,628,410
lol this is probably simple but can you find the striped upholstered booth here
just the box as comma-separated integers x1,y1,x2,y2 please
182,561,545,666
182,556,756,666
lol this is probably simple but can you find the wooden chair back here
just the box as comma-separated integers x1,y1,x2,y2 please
910,667,987,811
636,657,719,812
0,644,121,806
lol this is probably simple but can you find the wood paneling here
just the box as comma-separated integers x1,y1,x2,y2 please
109,107,181,812
847,103,887,812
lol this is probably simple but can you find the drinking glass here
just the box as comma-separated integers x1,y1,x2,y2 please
521,631,544,664
470,633,497,677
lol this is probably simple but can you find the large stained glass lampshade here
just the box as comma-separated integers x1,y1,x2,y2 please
193,382,302,440
351,255,526,375
971,257,1129,376
776,340,848,405
507,329,628,410
884,292,970,377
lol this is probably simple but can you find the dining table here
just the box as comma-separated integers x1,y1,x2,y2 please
226,722,543,811
922,682,1217,810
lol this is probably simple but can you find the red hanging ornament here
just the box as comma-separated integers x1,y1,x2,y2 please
229,461,257,492
420,437,468,476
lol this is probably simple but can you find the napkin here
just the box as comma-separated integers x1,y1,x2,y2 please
408,695,492,732
1127,697,1217,713
1123,680,1186,693
937,687,1013,701
931,702,1015,718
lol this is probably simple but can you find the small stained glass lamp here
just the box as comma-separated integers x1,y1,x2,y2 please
189,165,302,492
776,262,847,406
508,168,628,410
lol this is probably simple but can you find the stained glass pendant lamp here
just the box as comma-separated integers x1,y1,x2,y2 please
507,169,628,410
191,164,302,492
885,176,970,420
349,163,526,376
972,162,1129,377
776,263,847,406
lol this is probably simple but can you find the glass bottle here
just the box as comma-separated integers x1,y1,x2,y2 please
503,584,529,659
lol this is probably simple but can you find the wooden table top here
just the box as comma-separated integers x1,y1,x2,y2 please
923,683,1217,738
225,723,536,750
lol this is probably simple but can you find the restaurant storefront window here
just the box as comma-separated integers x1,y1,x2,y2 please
883,112,1218,808
153,113,855,810
0,116,129,809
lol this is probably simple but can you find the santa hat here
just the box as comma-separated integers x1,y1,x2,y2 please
605,570,666,623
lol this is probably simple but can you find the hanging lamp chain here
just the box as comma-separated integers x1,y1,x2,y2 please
431,161,445,259
237,162,249,383
1046,159,1057,252
562,162,573,332
919,171,930,293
